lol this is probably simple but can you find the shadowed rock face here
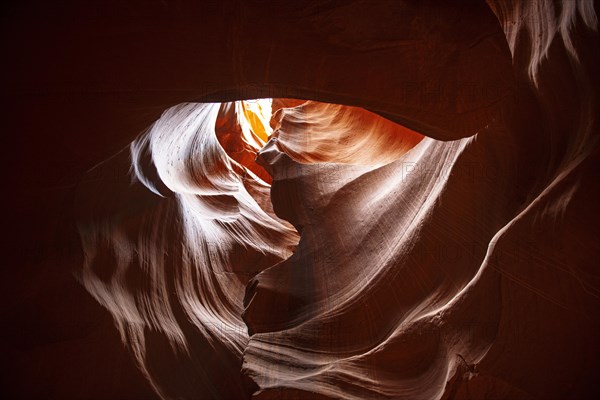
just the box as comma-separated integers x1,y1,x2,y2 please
3,1,599,399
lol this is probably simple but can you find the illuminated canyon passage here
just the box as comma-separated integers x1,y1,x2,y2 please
3,1,599,399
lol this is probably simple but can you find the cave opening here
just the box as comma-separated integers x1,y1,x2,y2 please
212,97,425,187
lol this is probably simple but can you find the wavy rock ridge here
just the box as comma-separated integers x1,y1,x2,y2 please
69,1,600,399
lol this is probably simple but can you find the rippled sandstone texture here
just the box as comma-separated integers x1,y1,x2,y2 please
2,1,599,399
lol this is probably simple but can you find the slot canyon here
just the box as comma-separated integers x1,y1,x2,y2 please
2,1,599,399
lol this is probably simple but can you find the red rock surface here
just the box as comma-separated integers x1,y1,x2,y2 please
2,1,599,399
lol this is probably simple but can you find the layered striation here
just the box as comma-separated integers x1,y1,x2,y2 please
76,101,298,398
73,1,600,399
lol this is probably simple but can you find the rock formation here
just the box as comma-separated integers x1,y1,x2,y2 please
3,1,599,399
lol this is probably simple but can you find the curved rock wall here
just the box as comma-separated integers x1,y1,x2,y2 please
3,1,598,399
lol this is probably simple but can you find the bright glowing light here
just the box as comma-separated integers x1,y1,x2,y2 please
241,98,273,143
